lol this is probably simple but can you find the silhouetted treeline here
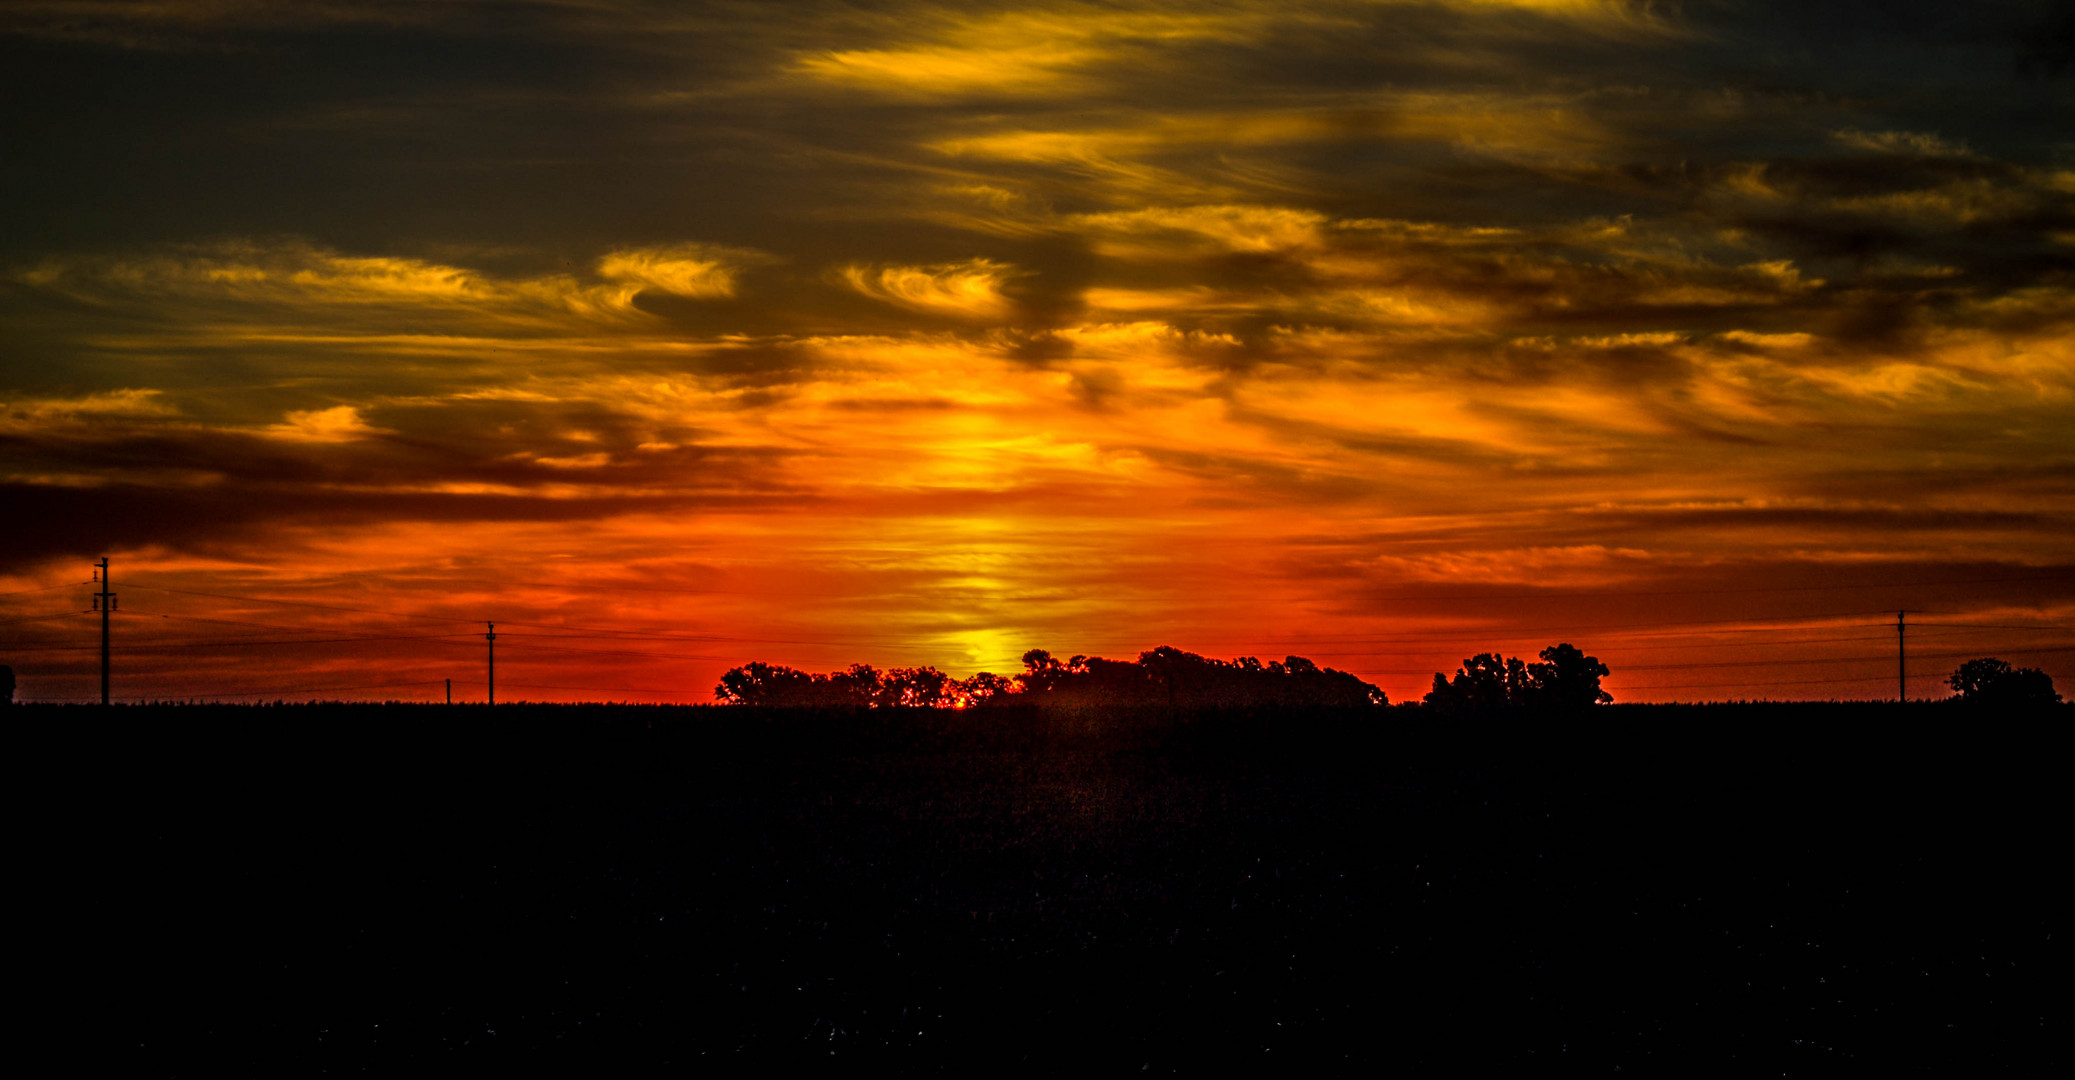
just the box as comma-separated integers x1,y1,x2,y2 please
1422,643,1612,713
715,645,1386,709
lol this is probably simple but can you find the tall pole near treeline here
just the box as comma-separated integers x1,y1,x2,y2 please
1897,610,1906,703
486,622,497,705
93,556,115,705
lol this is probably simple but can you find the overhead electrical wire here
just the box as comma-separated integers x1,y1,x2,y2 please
119,606,404,639
121,582,481,627
0,569,2061,702
97,577,2075,649
163,678,449,699
499,681,701,697
0,610,92,627
0,581,93,597
461,571,2075,603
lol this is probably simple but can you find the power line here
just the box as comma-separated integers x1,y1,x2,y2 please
1349,643,2075,680
0,610,92,627
15,601,2058,654
111,578,2075,650
1298,632,1899,659
120,606,382,638
12,566,2062,704
493,638,742,663
499,681,702,698
1910,622,2075,632
413,611,1911,654
122,582,479,627
1612,673,1905,691
463,571,2075,603
0,581,92,597
0,629,481,652
176,679,449,699
1300,626,2068,661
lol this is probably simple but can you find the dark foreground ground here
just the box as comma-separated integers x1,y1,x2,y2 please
26,701,2065,1073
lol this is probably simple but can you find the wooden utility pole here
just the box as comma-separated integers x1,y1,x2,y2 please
446,678,452,705
485,622,497,705
92,557,115,705
1897,610,1906,703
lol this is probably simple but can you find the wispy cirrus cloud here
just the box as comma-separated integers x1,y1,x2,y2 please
836,259,1025,322
11,238,764,334
1832,128,1976,159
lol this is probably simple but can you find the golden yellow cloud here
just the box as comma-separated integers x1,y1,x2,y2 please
595,243,747,301
786,0,1673,102
837,259,1023,321
14,238,754,333
931,92,1620,175
263,405,391,444
0,388,175,427
788,5,1303,97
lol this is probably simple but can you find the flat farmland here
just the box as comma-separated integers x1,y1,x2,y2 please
30,702,2062,1072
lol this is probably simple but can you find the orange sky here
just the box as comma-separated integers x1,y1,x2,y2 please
1,1,2070,702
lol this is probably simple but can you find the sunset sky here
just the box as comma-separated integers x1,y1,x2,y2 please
2,0,2071,703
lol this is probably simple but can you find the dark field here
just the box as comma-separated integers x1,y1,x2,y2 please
31,702,2065,1072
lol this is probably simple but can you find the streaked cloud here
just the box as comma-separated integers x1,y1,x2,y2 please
11,238,759,337
930,92,1621,176
595,243,754,300
789,5,1323,98
837,259,1023,321
0,388,175,426
1833,128,1976,159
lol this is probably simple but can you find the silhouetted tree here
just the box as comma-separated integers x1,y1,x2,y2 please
0,664,12,706
828,664,888,707
1137,645,1196,706
1524,643,1613,709
1424,644,1611,713
957,671,1016,706
1425,653,1527,714
1019,649,1068,695
1947,658,2061,704
885,666,953,708
714,661,819,706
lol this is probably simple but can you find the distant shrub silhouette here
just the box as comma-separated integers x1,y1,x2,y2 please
1946,658,2060,705
715,646,1386,708
1423,643,1612,714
